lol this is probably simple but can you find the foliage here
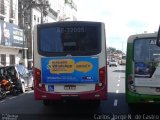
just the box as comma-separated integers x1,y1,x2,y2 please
107,47,123,54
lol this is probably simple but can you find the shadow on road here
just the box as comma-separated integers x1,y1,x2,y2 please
40,93,160,114
39,93,160,120
1,91,160,120
128,103,160,114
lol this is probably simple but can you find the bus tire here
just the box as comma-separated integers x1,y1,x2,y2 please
90,100,100,108
43,100,51,106
127,103,138,110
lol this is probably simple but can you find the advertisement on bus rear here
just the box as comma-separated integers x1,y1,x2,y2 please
41,56,99,84
135,62,160,87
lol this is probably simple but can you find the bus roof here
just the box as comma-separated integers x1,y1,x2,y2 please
127,32,157,43
36,21,105,27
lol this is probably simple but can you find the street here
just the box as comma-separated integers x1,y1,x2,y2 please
0,65,160,120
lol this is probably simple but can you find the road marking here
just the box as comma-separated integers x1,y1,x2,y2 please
116,90,119,93
118,74,121,78
26,90,34,93
0,100,5,103
114,99,118,106
19,94,24,96
117,84,120,87
9,96,17,100
118,79,120,82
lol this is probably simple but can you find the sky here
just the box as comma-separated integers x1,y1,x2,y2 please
74,0,160,53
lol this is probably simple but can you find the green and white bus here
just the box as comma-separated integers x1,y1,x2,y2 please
126,32,160,104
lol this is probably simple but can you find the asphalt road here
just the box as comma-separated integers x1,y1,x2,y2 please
0,65,160,120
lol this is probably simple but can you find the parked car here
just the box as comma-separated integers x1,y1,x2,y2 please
28,69,33,76
0,65,33,93
109,60,118,67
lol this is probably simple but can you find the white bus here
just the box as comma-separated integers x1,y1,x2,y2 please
33,21,107,106
126,32,160,104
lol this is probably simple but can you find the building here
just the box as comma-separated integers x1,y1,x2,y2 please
0,0,24,66
54,0,77,21
0,0,77,67
18,0,77,68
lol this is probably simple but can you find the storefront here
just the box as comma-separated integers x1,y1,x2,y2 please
0,20,26,67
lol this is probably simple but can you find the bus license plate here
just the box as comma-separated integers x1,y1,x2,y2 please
64,85,76,90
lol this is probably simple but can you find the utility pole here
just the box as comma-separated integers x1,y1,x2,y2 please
122,41,123,55
20,0,50,68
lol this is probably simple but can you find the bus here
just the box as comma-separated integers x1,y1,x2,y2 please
126,32,160,104
33,21,107,106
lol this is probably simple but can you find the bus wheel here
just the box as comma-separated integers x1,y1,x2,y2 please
43,100,51,106
90,100,100,108
128,103,138,110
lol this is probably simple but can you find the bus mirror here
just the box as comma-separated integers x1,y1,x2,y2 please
156,25,160,47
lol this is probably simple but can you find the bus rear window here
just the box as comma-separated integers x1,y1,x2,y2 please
134,38,160,62
38,26,101,55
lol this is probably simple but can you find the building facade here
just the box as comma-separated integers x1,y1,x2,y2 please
50,0,77,21
0,0,77,67
0,0,23,66
18,0,77,68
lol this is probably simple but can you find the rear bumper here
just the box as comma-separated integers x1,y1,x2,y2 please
126,91,160,103
34,87,107,101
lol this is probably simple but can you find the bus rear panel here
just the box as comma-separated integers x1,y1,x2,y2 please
33,21,107,102
126,33,160,104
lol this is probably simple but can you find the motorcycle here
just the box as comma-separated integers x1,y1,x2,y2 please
0,76,18,96
0,83,6,100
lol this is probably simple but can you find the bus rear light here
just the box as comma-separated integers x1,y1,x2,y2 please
96,67,106,90
128,75,133,81
36,71,41,76
128,75,135,91
40,84,46,91
98,83,103,87
128,75,134,85
99,70,105,75
34,68,46,91
34,68,41,79
39,83,42,87
37,83,46,91
129,80,133,84
38,83,45,91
